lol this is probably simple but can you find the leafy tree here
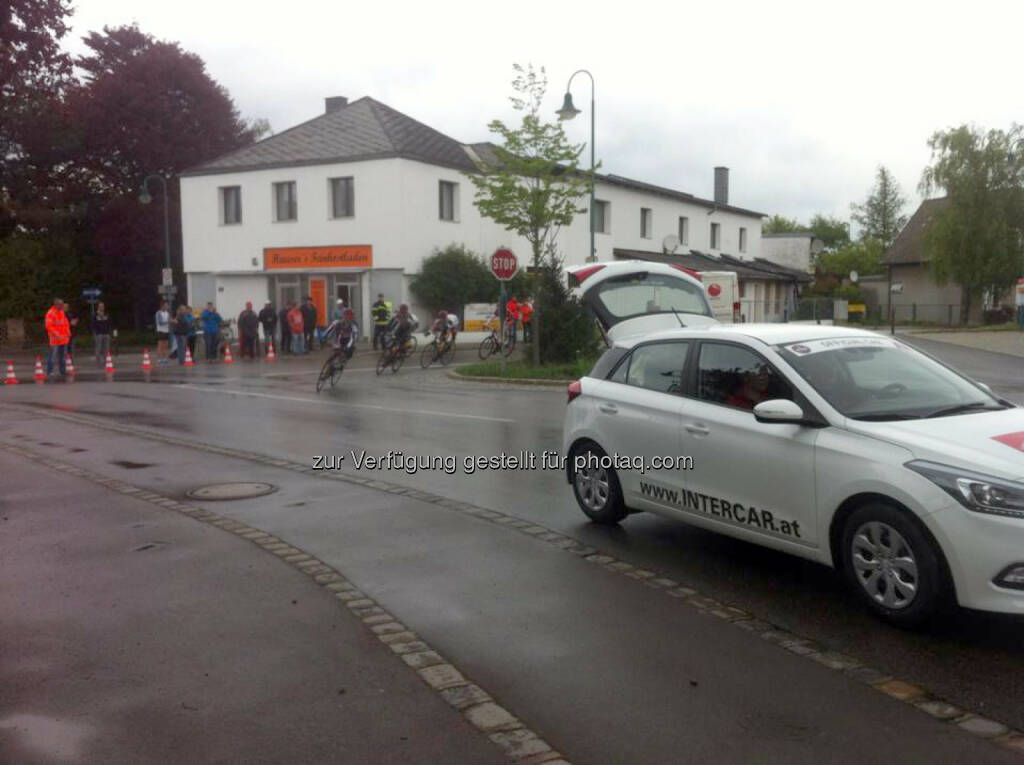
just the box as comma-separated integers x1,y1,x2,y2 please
532,262,599,364
816,238,884,279
808,214,850,250
762,215,807,234
919,124,1024,323
410,244,527,315
468,64,589,364
851,166,908,248
0,0,75,237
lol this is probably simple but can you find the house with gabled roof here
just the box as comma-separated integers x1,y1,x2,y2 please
180,96,767,329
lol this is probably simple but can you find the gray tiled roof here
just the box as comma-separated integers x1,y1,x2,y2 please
884,197,949,265
182,97,477,177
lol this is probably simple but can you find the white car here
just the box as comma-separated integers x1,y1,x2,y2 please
564,264,1024,625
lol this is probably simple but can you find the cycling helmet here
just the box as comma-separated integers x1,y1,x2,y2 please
343,308,355,319
399,304,409,313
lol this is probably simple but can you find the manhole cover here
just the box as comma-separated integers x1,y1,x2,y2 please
186,482,277,501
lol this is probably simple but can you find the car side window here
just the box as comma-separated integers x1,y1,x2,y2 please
698,343,791,411
608,355,629,384
619,342,688,394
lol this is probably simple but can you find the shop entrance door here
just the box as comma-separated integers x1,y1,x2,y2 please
310,277,327,328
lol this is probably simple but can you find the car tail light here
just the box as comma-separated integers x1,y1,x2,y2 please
733,301,741,322
568,264,606,287
567,379,582,404
669,264,702,281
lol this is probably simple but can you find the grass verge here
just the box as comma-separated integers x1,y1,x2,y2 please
455,357,597,381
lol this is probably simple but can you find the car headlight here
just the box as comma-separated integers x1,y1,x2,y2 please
906,460,1024,519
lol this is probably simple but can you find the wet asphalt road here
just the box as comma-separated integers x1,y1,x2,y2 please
2,334,1024,754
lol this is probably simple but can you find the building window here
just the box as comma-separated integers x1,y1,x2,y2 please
594,200,610,233
273,181,297,222
439,181,459,221
641,207,653,239
710,222,721,249
678,216,689,246
739,227,747,253
219,186,241,225
330,177,354,218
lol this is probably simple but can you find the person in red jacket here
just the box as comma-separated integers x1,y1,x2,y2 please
505,296,520,342
44,298,71,377
519,298,533,342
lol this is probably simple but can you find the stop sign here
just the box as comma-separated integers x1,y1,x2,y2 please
490,248,519,281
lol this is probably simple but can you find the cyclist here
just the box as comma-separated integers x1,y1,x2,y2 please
427,309,458,346
324,308,360,364
386,304,418,354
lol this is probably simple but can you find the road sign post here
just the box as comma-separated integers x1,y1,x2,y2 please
490,249,519,376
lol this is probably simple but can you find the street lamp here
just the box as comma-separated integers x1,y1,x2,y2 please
139,173,171,274
557,70,596,263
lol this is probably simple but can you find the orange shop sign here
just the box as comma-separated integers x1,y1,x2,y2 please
264,245,373,270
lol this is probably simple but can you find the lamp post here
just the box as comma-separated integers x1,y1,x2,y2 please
139,173,172,276
557,70,596,263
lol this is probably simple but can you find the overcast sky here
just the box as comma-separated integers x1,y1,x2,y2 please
67,0,1023,229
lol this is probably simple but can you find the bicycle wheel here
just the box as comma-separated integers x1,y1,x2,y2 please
441,339,456,366
502,325,516,357
391,350,405,374
478,336,496,360
316,357,334,393
330,358,345,387
420,341,438,368
376,351,390,376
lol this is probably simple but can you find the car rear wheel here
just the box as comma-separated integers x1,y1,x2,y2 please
841,503,950,627
570,443,627,525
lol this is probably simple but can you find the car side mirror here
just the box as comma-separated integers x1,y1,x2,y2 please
753,399,806,425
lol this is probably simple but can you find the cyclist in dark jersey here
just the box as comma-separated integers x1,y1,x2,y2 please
324,308,360,361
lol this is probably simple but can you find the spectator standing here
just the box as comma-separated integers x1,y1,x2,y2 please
44,298,71,377
520,298,534,342
278,302,291,354
371,293,391,350
238,301,259,360
173,306,191,364
92,301,112,367
332,298,345,322
64,303,80,359
301,297,317,352
186,306,199,360
258,301,277,355
505,296,520,342
287,303,306,354
200,302,223,361
155,301,171,364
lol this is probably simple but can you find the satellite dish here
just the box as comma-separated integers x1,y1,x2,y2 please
810,238,826,256
662,234,680,254
849,270,859,283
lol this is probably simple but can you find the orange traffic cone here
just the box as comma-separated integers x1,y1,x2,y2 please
4,361,19,385
266,341,277,362
104,351,115,374
223,344,235,364
141,348,152,372
66,354,76,379
184,345,195,367
34,356,45,383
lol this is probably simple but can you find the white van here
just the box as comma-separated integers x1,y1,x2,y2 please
700,271,741,324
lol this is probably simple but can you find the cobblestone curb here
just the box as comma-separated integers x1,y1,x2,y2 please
4,402,1022,760
0,440,567,765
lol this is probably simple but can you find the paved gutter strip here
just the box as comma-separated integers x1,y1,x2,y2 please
0,442,568,765
4,403,1024,759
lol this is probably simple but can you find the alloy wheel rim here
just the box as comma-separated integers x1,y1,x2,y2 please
851,521,919,610
575,464,610,511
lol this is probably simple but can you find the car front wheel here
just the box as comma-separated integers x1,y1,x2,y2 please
570,443,628,525
841,503,951,627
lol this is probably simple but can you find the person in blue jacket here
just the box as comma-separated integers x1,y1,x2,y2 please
200,302,223,361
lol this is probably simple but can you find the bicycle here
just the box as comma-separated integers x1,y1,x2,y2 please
420,331,456,368
478,317,517,360
316,348,348,392
376,332,415,375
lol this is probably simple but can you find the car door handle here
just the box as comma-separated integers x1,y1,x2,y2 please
598,404,618,414
685,423,709,436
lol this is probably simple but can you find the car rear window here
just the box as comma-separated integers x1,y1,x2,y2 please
593,272,710,320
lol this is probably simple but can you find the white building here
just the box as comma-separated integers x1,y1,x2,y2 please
180,96,767,329
761,232,823,274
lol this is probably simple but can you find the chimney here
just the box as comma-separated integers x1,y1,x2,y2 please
325,96,348,114
714,166,729,206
